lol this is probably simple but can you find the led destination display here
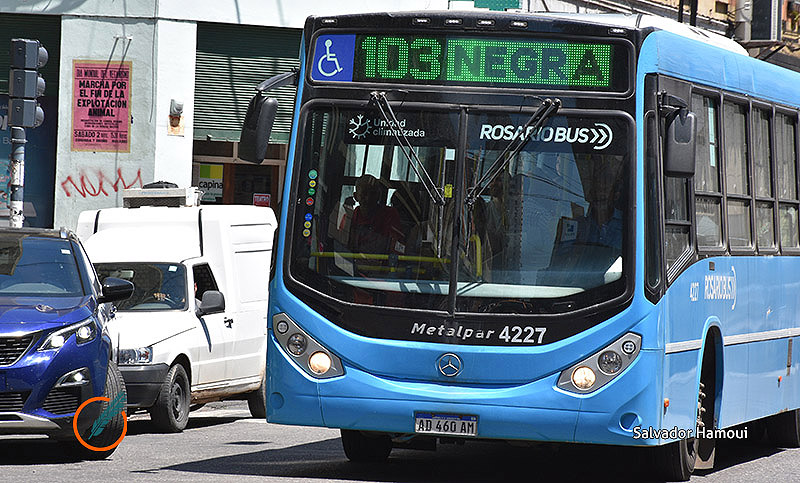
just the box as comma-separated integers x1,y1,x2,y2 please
311,33,627,91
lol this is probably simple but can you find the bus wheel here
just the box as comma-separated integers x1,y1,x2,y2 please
654,434,695,481
766,409,800,447
341,429,392,463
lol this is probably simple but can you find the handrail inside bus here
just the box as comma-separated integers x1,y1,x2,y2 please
310,251,449,264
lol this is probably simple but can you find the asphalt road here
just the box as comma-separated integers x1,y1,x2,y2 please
1,401,799,482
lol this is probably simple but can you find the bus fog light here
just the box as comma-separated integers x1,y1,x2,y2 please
308,351,332,374
287,333,307,356
572,366,596,389
598,350,623,375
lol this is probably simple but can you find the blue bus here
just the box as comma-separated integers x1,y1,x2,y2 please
240,11,800,480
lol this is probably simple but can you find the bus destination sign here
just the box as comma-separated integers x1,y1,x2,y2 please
310,33,626,91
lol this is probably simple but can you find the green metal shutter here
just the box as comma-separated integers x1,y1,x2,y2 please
194,23,301,144
0,13,61,96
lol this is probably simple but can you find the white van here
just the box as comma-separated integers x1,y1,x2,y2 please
76,200,276,432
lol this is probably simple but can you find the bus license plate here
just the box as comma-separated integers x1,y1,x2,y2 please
414,412,477,437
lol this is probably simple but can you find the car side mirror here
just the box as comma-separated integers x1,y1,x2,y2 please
98,277,134,303
196,290,225,316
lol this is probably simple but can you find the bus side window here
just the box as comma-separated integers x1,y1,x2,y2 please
664,177,690,275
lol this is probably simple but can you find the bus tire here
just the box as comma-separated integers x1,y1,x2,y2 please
766,409,800,447
341,429,392,463
654,436,695,482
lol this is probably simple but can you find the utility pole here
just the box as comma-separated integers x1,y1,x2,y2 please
8,39,48,228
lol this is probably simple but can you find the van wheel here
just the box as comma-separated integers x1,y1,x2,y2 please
766,409,800,447
65,361,127,460
341,429,392,463
149,364,190,433
247,374,266,419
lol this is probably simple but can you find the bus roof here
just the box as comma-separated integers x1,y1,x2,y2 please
311,11,747,56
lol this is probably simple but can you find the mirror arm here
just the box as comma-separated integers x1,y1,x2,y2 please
256,68,299,93
658,91,689,121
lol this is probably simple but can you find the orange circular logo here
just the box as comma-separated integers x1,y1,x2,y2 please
72,396,128,451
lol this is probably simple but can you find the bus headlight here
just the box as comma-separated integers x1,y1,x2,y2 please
598,350,623,375
309,351,332,375
557,332,641,394
287,333,307,356
571,366,596,389
272,313,344,379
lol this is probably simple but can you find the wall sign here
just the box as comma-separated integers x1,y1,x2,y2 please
71,61,132,152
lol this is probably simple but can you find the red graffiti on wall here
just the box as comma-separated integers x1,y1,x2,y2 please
61,169,143,198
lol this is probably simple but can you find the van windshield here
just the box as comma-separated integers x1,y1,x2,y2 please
95,263,187,311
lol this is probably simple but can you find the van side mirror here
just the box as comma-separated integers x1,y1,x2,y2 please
98,277,134,303
239,94,278,163
196,290,225,316
661,93,696,178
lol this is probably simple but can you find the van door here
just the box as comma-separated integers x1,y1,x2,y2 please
191,263,229,385
227,246,271,382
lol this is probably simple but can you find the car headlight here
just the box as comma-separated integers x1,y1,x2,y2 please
119,347,153,365
39,319,97,351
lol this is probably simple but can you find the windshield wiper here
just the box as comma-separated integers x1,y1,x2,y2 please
369,91,445,206
464,98,561,207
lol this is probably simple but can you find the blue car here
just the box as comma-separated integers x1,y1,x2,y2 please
0,228,133,458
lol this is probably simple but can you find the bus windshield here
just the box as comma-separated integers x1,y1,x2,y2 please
289,105,630,313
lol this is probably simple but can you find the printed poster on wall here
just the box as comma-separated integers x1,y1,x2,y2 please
71,60,131,152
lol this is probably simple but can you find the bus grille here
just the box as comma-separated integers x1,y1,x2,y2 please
0,392,28,412
0,335,34,366
42,388,80,415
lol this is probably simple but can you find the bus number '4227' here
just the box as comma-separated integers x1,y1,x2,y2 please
499,326,547,344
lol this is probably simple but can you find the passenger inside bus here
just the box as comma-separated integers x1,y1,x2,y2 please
348,174,404,254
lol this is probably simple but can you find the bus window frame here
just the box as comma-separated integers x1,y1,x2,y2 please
720,92,756,255
690,85,727,257
659,75,800,290
751,100,779,255
775,105,800,255
304,29,636,99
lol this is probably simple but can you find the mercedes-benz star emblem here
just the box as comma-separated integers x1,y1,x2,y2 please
437,353,463,377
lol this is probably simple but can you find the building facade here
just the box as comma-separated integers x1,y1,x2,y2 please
0,0,797,230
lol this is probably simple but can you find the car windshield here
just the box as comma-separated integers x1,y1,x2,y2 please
289,106,630,313
0,235,85,297
95,263,187,311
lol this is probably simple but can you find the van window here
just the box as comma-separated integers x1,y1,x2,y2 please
192,264,219,301
95,263,187,311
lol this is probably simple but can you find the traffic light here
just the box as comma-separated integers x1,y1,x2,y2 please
8,39,48,128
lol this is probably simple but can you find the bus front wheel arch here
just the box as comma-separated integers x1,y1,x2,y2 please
654,329,720,481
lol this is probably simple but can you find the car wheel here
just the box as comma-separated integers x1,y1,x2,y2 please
65,361,127,460
247,373,267,419
149,364,190,432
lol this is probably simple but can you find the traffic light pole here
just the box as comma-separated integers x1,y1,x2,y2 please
9,127,26,228
8,38,47,228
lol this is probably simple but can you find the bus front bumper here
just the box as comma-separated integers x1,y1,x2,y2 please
266,335,664,446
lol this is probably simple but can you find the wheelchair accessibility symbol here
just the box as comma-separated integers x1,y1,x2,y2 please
317,39,343,77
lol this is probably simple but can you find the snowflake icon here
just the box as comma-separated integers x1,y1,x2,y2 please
349,114,370,139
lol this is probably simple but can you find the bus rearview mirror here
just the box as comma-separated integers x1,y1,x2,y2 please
239,94,278,163
663,109,696,178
